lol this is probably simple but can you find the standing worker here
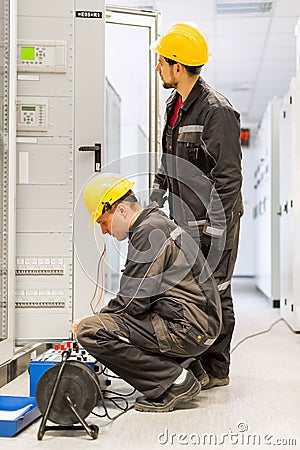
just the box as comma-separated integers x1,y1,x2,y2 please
75,173,222,413
151,23,243,389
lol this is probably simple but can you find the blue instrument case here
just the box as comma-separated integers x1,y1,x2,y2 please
0,395,40,437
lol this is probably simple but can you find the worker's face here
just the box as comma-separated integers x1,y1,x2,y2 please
156,55,178,89
96,205,128,241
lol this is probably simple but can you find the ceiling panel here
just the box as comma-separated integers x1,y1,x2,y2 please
216,16,270,35
269,16,299,33
216,59,261,71
254,80,291,91
257,68,296,81
273,0,300,16
223,93,251,110
217,47,267,61
263,46,295,60
265,33,297,47
216,34,267,49
156,0,217,19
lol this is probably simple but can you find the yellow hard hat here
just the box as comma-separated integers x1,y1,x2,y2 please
83,173,135,227
153,22,211,66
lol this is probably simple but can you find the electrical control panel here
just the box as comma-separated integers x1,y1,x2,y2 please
16,96,48,132
17,40,67,73
14,0,105,342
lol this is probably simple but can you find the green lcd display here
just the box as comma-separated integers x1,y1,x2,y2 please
21,47,35,61
22,106,35,111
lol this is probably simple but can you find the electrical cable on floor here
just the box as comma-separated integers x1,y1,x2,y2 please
94,365,136,418
102,387,136,397
92,376,135,421
99,367,136,394
230,317,284,353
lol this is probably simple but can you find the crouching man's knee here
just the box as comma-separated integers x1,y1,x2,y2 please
76,316,95,349
76,313,122,354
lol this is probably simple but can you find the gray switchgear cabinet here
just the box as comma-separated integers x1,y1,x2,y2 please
15,0,105,341
279,76,300,331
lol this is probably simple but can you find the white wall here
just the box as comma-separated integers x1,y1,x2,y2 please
234,142,257,277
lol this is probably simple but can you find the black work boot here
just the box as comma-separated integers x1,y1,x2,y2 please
188,359,209,387
134,370,200,413
202,375,230,390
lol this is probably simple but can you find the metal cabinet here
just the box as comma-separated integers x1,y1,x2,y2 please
0,0,16,365
15,0,105,341
279,76,300,331
254,99,281,305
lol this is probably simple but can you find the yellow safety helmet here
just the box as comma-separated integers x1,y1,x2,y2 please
83,173,135,227
153,22,211,66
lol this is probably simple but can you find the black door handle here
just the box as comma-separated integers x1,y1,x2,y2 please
78,143,101,172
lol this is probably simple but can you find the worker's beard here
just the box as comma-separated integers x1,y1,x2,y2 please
162,80,178,89
161,70,178,89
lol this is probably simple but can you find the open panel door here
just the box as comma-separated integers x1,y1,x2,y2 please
103,5,160,298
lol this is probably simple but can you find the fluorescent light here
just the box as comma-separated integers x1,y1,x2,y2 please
217,1,273,15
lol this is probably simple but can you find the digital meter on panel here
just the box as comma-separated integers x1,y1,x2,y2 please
16,97,48,132
17,40,67,73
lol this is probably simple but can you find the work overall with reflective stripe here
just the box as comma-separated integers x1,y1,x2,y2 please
154,76,244,378
77,205,221,398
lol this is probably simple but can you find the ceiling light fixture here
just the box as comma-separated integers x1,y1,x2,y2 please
216,1,273,15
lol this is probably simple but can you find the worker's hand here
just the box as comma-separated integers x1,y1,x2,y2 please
72,319,81,341
150,188,168,208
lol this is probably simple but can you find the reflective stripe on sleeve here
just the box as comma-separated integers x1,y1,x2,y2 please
205,226,224,237
117,335,130,344
178,124,204,133
217,280,231,292
170,226,183,241
204,338,216,346
187,220,206,226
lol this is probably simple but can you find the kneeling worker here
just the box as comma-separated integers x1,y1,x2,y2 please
76,173,222,413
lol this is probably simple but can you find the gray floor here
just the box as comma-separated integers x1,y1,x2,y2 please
1,278,299,449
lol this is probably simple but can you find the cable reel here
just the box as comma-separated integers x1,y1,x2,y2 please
36,350,100,440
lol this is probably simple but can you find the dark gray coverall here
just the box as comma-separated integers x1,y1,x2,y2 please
153,77,244,379
77,204,221,398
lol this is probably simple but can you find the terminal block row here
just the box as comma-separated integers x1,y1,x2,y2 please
15,300,66,308
16,268,64,276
